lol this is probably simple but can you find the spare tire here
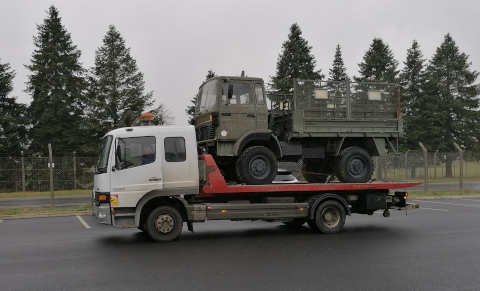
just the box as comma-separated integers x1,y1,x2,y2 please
236,146,278,185
334,147,373,183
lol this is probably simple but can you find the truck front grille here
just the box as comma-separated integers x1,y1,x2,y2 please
196,125,215,141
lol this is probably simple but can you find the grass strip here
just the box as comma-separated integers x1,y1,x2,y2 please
0,190,91,198
0,203,92,216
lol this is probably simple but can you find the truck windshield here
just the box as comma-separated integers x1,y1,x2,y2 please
96,135,113,174
196,79,218,114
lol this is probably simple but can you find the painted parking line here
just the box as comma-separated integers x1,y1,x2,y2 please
419,207,449,212
413,200,480,208
460,199,480,203
76,216,91,229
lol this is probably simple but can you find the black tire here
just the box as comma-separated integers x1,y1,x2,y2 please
334,147,373,183
283,218,307,227
302,159,331,183
311,200,346,234
236,146,278,185
146,206,183,242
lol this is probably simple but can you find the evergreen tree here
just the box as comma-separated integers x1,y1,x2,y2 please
25,6,87,156
151,103,175,125
0,59,27,156
423,33,480,175
269,23,324,95
86,25,155,150
186,69,216,125
355,38,399,83
400,40,432,150
329,44,349,81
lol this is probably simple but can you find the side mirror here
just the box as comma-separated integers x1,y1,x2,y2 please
116,144,124,163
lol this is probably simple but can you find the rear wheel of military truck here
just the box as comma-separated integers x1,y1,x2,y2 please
334,147,373,183
236,146,278,185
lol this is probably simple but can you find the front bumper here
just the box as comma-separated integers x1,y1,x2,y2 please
93,203,112,225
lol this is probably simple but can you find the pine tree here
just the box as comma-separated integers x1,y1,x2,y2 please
186,69,216,125
86,25,155,149
355,38,399,83
25,6,87,156
400,40,432,150
269,23,324,95
423,33,480,176
329,44,349,81
0,59,27,156
151,103,175,125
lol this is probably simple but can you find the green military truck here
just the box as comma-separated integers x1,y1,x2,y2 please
193,76,402,185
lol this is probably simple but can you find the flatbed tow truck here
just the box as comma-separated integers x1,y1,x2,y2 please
92,126,419,242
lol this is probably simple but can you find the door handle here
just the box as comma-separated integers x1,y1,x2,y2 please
149,178,161,181
247,114,256,117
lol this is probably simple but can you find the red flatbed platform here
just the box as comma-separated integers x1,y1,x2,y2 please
198,155,421,197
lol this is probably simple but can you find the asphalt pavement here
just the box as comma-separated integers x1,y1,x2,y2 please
1,197,480,291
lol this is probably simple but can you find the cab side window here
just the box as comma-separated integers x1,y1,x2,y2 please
116,136,156,170
255,83,265,105
164,137,186,162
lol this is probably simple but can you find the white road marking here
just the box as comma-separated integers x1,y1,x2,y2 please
413,200,480,208
0,220,3,224
419,207,449,212
76,216,90,229
460,199,480,202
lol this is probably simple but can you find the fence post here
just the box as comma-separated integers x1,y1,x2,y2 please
384,151,388,180
21,151,25,192
434,150,439,179
48,143,55,207
453,143,464,191
419,142,428,193
405,150,409,180
73,151,77,190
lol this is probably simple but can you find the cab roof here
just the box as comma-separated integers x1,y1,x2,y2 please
199,76,264,88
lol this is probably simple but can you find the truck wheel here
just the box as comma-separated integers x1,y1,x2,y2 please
312,200,346,234
283,218,307,228
236,146,278,185
335,147,373,183
146,206,183,242
302,159,330,183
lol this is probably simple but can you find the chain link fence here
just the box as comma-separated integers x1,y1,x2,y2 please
0,156,97,193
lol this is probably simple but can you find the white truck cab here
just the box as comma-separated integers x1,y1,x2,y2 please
93,126,199,228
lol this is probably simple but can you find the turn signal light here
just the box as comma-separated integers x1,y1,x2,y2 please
221,210,227,213
99,195,107,201
299,208,304,211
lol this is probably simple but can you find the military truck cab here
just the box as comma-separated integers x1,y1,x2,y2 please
194,76,280,185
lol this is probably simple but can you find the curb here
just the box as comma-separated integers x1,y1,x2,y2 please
0,210,92,220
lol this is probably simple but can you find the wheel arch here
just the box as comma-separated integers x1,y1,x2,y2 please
135,190,190,227
233,130,282,158
308,194,351,220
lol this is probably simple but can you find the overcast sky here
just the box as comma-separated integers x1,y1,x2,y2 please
1,0,479,125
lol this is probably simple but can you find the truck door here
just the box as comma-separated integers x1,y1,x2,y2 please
254,83,268,130
110,135,163,205
219,81,257,140
162,135,198,190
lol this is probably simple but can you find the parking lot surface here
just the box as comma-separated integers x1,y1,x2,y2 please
1,198,480,291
